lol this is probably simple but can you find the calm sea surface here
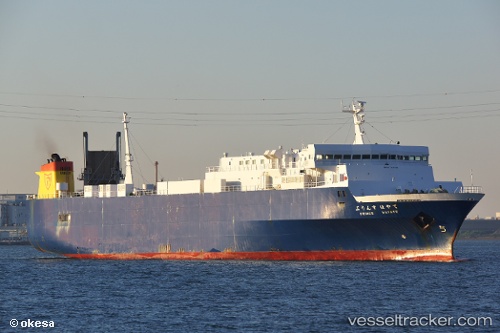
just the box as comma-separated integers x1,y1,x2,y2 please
1,241,498,332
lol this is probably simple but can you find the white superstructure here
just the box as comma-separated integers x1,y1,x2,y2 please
199,142,440,195
155,101,461,196
83,102,463,198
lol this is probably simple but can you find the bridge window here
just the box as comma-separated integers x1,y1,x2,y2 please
343,155,351,160
371,154,380,159
380,154,388,159
352,155,361,160
334,154,342,159
362,154,370,159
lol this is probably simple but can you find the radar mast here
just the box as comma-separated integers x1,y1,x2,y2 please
343,100,366,144
122,112,134,185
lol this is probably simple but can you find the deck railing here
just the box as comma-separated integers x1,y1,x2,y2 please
27,179,330,200
456,186,483,194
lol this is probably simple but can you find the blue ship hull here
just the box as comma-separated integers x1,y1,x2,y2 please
27,187,483,261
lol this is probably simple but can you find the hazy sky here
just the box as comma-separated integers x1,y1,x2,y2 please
0,1,499,217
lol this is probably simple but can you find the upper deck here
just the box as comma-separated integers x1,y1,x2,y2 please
36,102,478,199
196,140,441,195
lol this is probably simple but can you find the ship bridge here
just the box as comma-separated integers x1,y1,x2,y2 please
310,143,441,195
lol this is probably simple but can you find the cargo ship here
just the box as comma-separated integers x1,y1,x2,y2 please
28,101,484,261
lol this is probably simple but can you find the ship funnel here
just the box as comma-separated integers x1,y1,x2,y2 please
36,154,75,199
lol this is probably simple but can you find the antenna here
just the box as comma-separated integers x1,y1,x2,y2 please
342,100,366,144
123,113,134,185
155,161,159,190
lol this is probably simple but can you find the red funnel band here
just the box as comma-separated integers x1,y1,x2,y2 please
41,161,73,172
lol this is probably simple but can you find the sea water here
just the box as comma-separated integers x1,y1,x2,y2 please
1,241,498,332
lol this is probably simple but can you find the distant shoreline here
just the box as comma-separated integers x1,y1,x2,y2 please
457,219,500,240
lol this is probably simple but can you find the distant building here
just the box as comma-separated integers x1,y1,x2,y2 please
0,194,29,244
0,194,29,226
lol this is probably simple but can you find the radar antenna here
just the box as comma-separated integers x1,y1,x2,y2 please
342,100,366,144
